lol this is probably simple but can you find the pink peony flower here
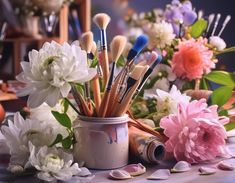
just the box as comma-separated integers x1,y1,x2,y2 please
160,99,229,163
171,38,216,81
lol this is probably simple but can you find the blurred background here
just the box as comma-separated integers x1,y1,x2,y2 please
0,0,234,111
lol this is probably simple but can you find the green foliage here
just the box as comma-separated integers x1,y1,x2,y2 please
190,18,208,38
51,111,72,129
62,98,69,113
211,86,233,107
90,56,98,68
200,77,209,90
218,110,229,116
204,71,235,86
203,71,235,107
62,136,73,149
224,122,235,131
215,46,235,55
49,134,63,147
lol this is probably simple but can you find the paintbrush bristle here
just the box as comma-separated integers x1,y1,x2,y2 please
91,41,97,55
110,35,127,62
81,31,93,53
129,65,149,80
93,13,111,29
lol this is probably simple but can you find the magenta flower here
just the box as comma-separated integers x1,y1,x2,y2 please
160,99,229,163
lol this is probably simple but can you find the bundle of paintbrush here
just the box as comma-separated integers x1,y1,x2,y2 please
71,13,162,117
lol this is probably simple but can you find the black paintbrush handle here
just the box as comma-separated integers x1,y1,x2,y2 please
107,62,116,90
118,77,136,103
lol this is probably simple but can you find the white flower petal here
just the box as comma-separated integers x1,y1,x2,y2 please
147,169,170,180
38,172,56,182
60,83,71,97
171,161,191,173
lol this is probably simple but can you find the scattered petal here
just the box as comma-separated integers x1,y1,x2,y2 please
76,167,92,177
217,161,234,171
147,169,170,180
171,161,191,173
199,166,217,175
122,163,146,176
7,165,24,174
109,170,132,180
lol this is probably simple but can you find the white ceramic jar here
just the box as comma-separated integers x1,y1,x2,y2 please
73,115,129,169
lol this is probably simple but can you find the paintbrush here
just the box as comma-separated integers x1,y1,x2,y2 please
117,35,149,92
136,51,158,66
93,13,111,87
71,85,93,116
98,35,127,117
81,31,93,102
218,15,231,36
111,65,149,117
106,35,149,115
211,13,221,36
134,53,162,98
91,41,103,78
81,31,101,115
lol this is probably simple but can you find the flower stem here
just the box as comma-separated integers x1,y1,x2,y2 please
64,98,81,115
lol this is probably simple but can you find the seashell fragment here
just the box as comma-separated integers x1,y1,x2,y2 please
122,163,146,176
217,161,234,171
171,161,191,173
199,166,217,175
109,169,132,180
147,169,170,180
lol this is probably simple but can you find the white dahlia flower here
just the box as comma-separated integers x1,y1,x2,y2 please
0,112,55,168
16,41,96,108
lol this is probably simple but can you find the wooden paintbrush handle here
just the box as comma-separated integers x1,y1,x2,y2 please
105,73,122,116
100,49,109,87
77,93,93,117
91,76,101,113
113,81,140,116
98,91,110,117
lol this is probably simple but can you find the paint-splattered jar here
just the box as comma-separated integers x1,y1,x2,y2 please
73,115,129,169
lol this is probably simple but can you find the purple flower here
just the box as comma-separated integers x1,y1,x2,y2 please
164,0,197,32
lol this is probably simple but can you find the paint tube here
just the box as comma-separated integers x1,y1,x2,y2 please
129,126,165,164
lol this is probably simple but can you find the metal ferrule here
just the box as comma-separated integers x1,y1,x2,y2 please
100,29,107,50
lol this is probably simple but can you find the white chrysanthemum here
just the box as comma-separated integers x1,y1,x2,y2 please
0,112,55,168
209,36,226,51
147,21,175,49
16,41,97,108
27,143,92,182
30,101,77,138
145,85,191,115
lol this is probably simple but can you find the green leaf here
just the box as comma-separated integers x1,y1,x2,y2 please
49,134,63,147
224,122,235,131
204,71,235,86
218,110,228,116
211,86,234,107
62,136,72,149
190,19,208,38
201,77,209,90
62,99,69,113
51,111,72,129
215,46,235,55
90,57,98,68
